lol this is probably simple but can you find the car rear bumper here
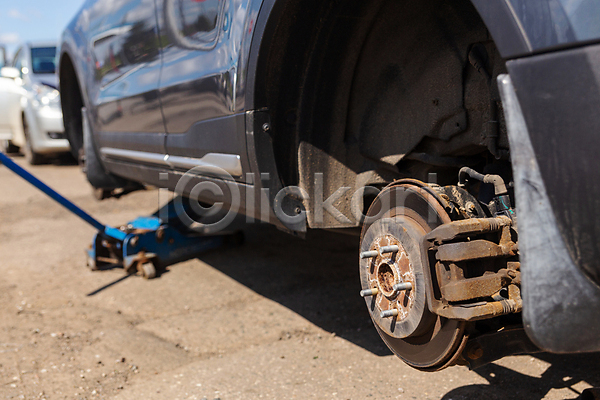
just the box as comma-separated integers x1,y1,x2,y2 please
499,41,600,353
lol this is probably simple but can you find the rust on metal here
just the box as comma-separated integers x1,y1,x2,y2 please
435,298,522,321
440,272,510,303
359,180,528,371
436,239,514,262
366,234,416,325
425,216,512,244
425,215,522,321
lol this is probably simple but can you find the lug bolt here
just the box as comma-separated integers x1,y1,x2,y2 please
466,202,476,213
360,250,379,259
379,245,399,254
380,309,399,318
360,288,379,297
393,282,413,292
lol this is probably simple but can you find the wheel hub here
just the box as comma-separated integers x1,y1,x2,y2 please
363,232,420,335
359,181,469,371
361,216,433,338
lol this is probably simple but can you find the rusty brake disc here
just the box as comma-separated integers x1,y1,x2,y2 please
359,180,469,371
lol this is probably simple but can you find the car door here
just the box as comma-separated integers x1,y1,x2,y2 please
156,0,251,181
87,0,167,158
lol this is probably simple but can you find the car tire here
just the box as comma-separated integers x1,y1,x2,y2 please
92,187,112,201
2,140,20,154
82,107,137,190
22,118,44,165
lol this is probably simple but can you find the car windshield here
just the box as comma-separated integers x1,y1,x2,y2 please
30,46,57,74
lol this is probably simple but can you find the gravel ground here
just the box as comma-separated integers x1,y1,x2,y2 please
0,156,598,400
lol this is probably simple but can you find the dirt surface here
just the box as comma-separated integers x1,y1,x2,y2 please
0,156,599,400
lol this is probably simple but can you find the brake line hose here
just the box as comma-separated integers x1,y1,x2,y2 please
458,167,508,196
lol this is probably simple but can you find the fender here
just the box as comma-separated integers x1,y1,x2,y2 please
244,0,531,111
241,0,309,233
243,0,278,112
469,0,531,58
58,22,91,112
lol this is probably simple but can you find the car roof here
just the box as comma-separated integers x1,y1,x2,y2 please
24,41,58,49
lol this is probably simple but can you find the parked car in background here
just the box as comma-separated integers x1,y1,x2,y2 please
1,42,70,164
59,0,600,372
0,66,25,149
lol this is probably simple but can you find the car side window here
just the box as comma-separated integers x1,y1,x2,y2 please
163,0,226,50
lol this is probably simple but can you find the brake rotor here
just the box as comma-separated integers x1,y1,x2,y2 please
359,180,469,371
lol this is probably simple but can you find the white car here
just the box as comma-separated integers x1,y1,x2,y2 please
0,67,25,149
0,42,70,164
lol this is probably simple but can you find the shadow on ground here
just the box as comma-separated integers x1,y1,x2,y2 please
198,223,393,356
442,352,600,400
198,223,600,399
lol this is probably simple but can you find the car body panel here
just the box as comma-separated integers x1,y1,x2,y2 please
508,44,600,288
62,0,259,183
157,0,232,131
85,0,166,160
156,0,254,181
500,73,600,353
471,0,600,59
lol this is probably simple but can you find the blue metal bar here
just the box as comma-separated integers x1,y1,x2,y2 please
0,151,126,241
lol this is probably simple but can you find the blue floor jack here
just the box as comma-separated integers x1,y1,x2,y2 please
0,152,242,279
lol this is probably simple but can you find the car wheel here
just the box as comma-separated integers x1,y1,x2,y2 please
92,187,112,201
22,118,44,165
2,140,19,154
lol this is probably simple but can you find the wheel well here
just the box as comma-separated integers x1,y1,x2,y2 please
255,0,509,228
59,53,84,159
